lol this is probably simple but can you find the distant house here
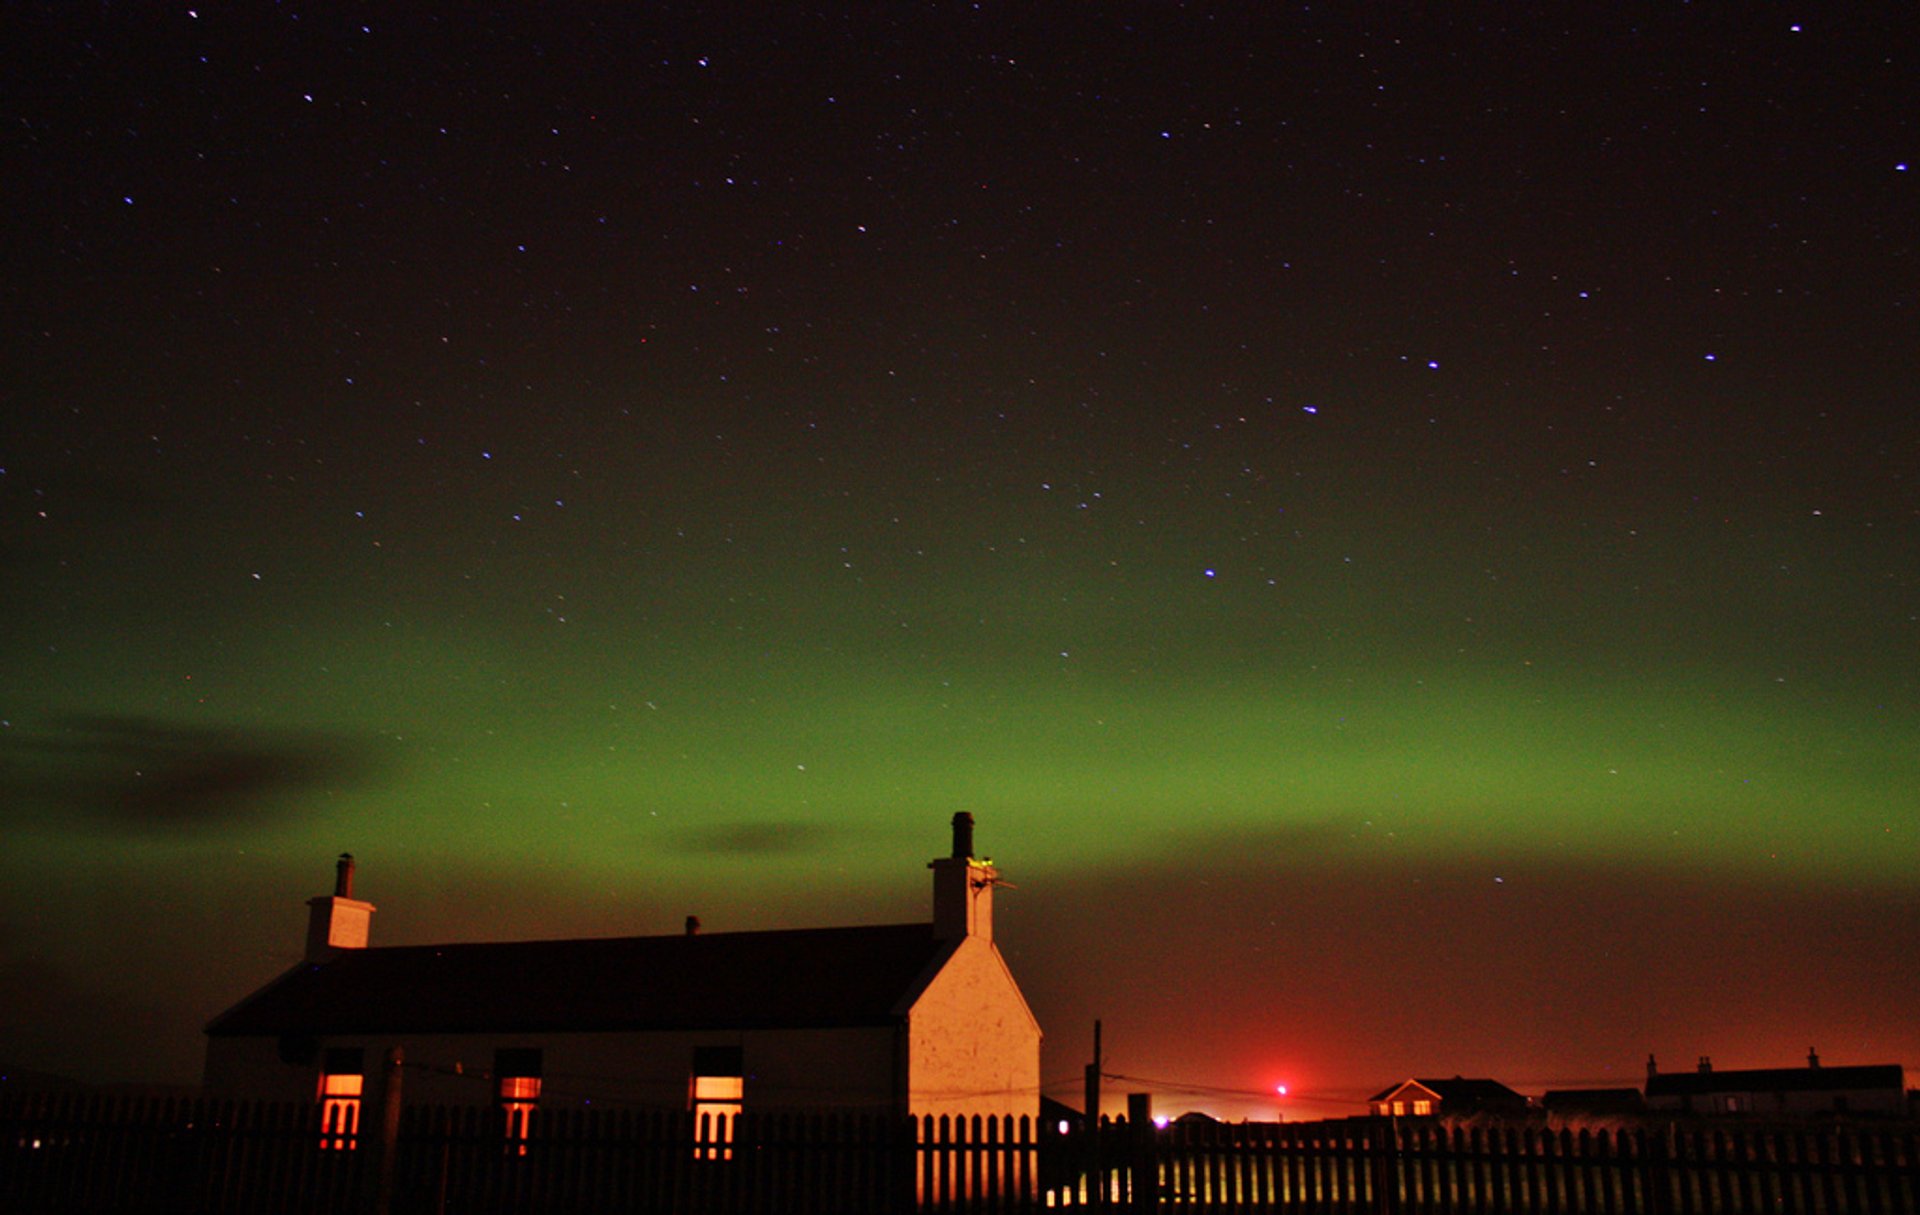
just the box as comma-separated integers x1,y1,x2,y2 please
1368,1077,1528,1118
1540,1088,1647,1117
1643,1052,1906,1117
205,815,1040,1146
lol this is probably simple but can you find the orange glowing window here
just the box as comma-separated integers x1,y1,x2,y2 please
1412,1100,1433,1116
691,1046,744,1160
1391,1101,1406,1116
495,1049,543,1155
316,1047,365,1150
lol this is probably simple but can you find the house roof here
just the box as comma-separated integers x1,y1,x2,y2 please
207,922,956,1037
1369,1078,1527,1105
1540,1088,1648,1114
1646,1065,1904,1098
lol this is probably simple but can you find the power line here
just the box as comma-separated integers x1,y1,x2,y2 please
1099,1071,1374,1108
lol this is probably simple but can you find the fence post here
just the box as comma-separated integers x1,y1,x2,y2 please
1369,1118,1397,1215
1640,1124,1673,1215
362,1047,404,1215
1127,1094,1155,1213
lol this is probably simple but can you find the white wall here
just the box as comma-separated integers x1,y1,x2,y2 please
905,935,1041,1121
207,1024,903,1113
1649,1084,1906,1116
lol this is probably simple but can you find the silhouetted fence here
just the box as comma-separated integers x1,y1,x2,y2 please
1149,1117,1920,1214
5,1092,1919,1213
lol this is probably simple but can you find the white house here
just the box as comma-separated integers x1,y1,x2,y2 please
204,815,1040,1143
1367,1077,1529,1118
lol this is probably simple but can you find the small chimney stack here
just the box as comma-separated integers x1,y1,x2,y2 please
1697,1056,1713,1074
685,915,701,936
1646,1053,1658,1080
1807,1048,1820,1070
305,852,375,963
951,811,974,859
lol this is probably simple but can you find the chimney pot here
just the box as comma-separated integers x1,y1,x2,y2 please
951,811,975,859
334,853,355,899
685,915,701,936
1808,1048,1820,1070
1646,1053,1658,1079
1698,1056,1712,1073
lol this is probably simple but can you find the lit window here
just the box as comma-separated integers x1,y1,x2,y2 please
317,1047,365,1150
1391,1101,1406,1116
1412,1100,1432,1116
495,1048,543,1155
691,1045,744,1160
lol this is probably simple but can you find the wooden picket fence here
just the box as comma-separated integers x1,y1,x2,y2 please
5,1092,1919,1213
1147,1117,1920,1214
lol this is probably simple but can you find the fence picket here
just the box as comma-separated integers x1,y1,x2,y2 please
11,1090,1920,1213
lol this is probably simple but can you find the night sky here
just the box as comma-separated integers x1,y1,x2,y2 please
3,5,1917,1120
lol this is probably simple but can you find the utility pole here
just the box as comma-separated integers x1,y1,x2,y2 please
1085,1020,1103,1210
365,1047,404,1215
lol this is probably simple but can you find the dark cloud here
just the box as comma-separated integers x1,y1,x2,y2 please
674,820,838,857
0,715,373,831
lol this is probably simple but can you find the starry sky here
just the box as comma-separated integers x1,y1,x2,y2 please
3,5,1917,1119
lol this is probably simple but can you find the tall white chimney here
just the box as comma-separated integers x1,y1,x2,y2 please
305,852,376,962
930,812,996,942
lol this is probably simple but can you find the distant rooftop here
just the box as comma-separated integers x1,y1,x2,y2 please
1369,1078,1526,1105
1646,1064,1903,1098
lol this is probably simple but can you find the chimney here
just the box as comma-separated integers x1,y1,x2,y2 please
930,812,996,942
685,915,701,936
1697,1056,1712,1074
951,811,974,859
1808,1048,1820,1070
305,852,376,963
1646,1053,1658,1080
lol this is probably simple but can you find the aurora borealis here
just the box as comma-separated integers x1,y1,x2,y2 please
3,5,1917,1118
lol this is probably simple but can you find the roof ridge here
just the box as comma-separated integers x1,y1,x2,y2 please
351,920,932,953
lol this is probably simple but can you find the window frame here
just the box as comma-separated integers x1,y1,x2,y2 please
494,1048,544,1155
316,1047,366,1151
690,1045,745,1160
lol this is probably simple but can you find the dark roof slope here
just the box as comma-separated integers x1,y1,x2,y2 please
208,923,953,1036
1541,1088,1648,1114
1647,1065,1904,1097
